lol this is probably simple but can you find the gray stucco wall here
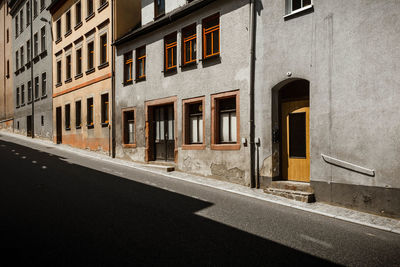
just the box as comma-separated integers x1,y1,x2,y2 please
254,0,400,215
11,0,53,139
116,0,252,185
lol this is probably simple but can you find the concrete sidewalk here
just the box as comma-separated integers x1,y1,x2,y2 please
1,130,399,235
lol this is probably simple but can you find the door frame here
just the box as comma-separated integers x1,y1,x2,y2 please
145,96,177,163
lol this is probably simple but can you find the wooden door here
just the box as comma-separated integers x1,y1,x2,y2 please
153,104,174,161
281,100,310,182
56,107,62,144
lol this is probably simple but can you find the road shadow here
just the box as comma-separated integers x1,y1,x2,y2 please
0,139,338,266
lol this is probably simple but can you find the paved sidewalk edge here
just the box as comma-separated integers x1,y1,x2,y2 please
1,130,399,235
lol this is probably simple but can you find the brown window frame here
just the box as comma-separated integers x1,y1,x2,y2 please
182,96,205,150
211,90,240,150
122,107,136,148
136,46,146,80
164,33,177,71
182,24,197,66
202,13,220,60
124,51,133,85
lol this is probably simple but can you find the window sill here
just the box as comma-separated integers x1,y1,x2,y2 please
97,1,109,13
41,94,47,99
123,80,133,86
98,62,109,70
76,125,82,129
65,78,72,84
162,68,177,76
39,50,47,58
123,143,137,148
75,73,83,80
153,13,165,21
180,61,197,68
16,105,20,109
201,53,220,62
64,29,72,38
85,12,95,22
87,124,94,129
55,82,62,88
65,127,71,131
182,144,206,150
74,21,83,30
21,103,26,107
25,62,31,68
34,97,40,102
283,5,314,20
55,37,62,44
211,143,240,150
86,68,95,75
33,55,40,63
101,122,109,128
135,76,146,83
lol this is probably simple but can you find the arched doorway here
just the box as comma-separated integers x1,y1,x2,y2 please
272,79,310,182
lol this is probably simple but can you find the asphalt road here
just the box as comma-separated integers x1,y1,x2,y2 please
0,134,399,266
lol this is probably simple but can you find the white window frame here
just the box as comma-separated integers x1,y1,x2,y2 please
284,0,313,17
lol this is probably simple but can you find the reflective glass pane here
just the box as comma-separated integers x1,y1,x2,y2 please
198,116,203,143
128,122,134,144
206,33,212,55
189,116,198,143
230,112,237,142
213,30,219,54
220,113,230,142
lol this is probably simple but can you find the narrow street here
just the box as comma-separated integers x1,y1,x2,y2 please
0,134,399,266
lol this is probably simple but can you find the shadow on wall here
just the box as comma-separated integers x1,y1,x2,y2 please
0,139,335,266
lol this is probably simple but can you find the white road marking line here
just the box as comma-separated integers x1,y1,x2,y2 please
300,234,333,249
15,152,19,155
21,156,26,159
41,166,47,169
32,161,37,164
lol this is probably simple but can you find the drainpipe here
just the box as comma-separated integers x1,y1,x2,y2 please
111,0,116,158
249,0,257,188
30,0,34,138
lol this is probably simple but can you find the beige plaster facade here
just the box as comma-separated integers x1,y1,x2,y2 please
50,0,112,153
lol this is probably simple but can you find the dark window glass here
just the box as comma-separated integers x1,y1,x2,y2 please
203,14,220,59
66,10,71,32
123,111,135,144
76,2,82,24
87,41,94,69
76,48,82,74
289,112,306,158
75,100,82,127
187,102,203,144
218,97,237,143
100,34,107,64
66,55,71,79
101,94,109,124
41,72,46,96
154,0,165,17
124,51,132,84
165,33,177,70
65,104,71,129
57,60,62,83
182,24,196,65
87,98,93,126
136,46,146,79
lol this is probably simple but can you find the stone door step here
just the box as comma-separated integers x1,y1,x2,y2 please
145,163,175,172
264,181,315,203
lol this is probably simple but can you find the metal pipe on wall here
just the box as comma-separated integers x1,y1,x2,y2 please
30,0,34,138
111,0,116,158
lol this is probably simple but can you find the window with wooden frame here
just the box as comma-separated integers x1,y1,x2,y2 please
211,90,240,150
122,108,136,147
136,46,146,80
15,51,19,70
66,54,72,80
164,33,177,71
101,93,109,125
124,51,133,85
100,33,107,65
154,0,165,18
76,48,82,75
285,0,312,15
202,13,220,59
65,104,71,130
87,97,94,127
182,97,205,150
182,24,197,65
75,100,82,128
40,0,45,11
87,41,94,70
19,10,23,34
33,0,38,18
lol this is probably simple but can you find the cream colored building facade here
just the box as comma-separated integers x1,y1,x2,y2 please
49,0,112,152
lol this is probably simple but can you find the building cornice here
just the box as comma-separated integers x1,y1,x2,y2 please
113,0,216,46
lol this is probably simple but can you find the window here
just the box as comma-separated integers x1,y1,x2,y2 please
34,76,39,99
15,15,18,38
6,29,9,43
41,26,46,52
27,81,32,102
100,34,107,65
203,14,220,59
33,0,38,18
20,10,23,34
154,0,165,18
65,104,71,130
41,72,46,96
21,85,25,105
136,46,146,79
87,97,94,126
285,0,312,14
87,0,94,16
211,91,240,150
27,40,31,61
56,60,62,84
15,51,19,70
87,41,94,70
41,116,44,126
183,97,205,148
56,19,61,40
20,46,24,66
26,2,30,27
101,93,109,124
122,109,135,146
40,0,45,11
75,2,82,25
65,10,71,33
17,121,20,129
182,24,196,65
66,54,71,80
6,60,9,77
100,0,107,7
124,51,132,84
34,33,38,57
76,48,82,75
165,33,177,71
75,100,82,128
16,87,20,106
